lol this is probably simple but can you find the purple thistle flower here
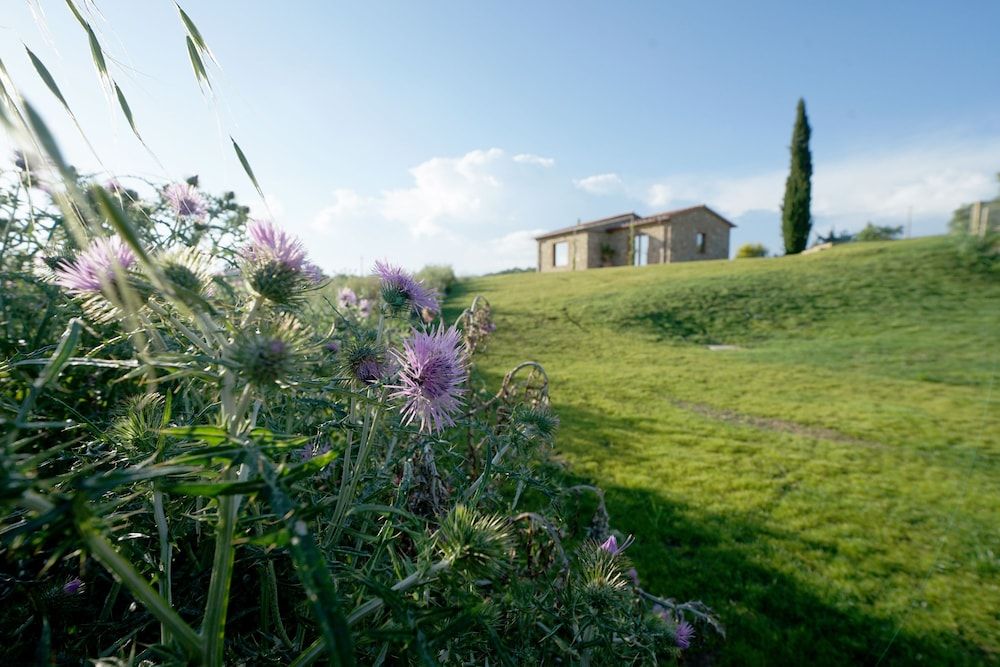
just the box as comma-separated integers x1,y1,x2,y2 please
302,262,324,284
62,577,84,596
358,298,372,318
675,621,695,649
163,182,207,218
246,219,307,271
324,340,340,353
53,237,136,293
627,567,640,586
337,286,358,309
599,533,634,555
389,326,467,433
356,358,384,384
373,261,440,314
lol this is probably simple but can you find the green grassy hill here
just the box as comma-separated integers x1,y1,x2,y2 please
446,236,1000,666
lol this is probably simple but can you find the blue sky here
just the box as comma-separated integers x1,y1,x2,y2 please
2,1,999,273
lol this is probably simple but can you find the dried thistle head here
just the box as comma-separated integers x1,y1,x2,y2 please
435,505,513,577
229,314,309,387
109,393,165,452
573,540,631,612
158,246,213,301
511,404,559,442
338,329,391,386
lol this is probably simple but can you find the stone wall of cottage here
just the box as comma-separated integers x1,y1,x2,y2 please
538,231,593,272
536,208,732,271
668,209,731,261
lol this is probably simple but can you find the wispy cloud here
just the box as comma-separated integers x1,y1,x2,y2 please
574,172,623,195
305,136,999,274
309,148,558,274
642,137,1000,226
513,153,555,167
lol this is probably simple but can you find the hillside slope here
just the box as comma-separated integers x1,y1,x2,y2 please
447,237,999,666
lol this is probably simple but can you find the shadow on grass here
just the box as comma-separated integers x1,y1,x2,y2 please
548,402,994,667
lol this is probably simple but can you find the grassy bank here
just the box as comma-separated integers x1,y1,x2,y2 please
445,237,1000,665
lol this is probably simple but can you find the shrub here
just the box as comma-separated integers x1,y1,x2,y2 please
0,9,719,662
955,230,1000,276
854,222,903,242
0,166,718,665
735,243,769,258
416,264,457,295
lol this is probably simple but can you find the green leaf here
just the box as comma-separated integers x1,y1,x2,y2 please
114,82,144,143
160,425,230,446
79,465,199,493
22,100,68,173
63,0,88,29
92,186,152,263
261,461,355,666
175,3,218,66
24,46,71,112
164,480,265,497
85,25,111,87
281,450,338,483
35,317,82,389
14,316,81,424
185,36,211,90
231,137,265,200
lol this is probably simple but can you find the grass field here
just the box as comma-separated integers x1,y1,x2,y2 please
445,237,1000,666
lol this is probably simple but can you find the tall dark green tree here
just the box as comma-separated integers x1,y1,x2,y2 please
781,98,813,254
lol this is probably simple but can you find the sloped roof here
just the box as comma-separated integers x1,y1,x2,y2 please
534,205,734,241
534,212,639,241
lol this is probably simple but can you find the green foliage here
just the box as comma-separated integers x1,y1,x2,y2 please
949,173,1000,235
415,263,457,295
735,243,768,258
446,237,1000,665
955,229,1000,276
781,99,813,254
0,165,708,664
854,222,903,242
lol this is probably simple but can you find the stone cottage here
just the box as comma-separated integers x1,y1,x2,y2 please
535,205,734,272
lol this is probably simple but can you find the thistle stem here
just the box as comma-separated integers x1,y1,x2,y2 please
152,489,173,645
288,559,453,667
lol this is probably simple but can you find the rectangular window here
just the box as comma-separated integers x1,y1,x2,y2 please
696,232,706,254
553,241,569,267
633,233,649,266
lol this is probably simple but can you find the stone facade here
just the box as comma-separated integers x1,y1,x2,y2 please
536,205,733,272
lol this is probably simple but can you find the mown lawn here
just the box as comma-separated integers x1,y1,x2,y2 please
445,237,1000,666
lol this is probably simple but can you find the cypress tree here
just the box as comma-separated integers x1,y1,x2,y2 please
781,98,813,254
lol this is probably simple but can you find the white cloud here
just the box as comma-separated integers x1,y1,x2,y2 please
574,172,623,195
378,148,506,236
513,153,555,168
308,149,561,274
304,136,1000,273
642,137,1000,226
